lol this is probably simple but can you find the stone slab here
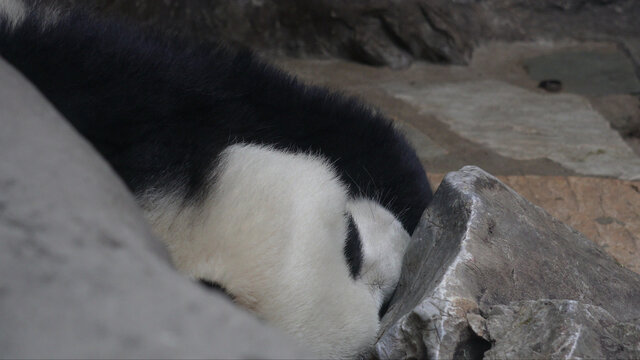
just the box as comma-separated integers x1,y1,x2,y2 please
387,80,640,180
376,166,640,359
394,120,448,161
0,58,308,358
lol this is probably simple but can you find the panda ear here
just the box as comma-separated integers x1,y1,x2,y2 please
343,213,363,280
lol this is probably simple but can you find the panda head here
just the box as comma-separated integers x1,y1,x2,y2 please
147,144,412,358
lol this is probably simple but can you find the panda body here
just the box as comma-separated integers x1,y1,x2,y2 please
0,2,432,358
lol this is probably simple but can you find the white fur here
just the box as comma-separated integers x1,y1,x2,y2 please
0,0,26,30
348,199,410,307
142,144,409,358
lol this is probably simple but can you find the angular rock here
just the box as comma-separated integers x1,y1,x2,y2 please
498,175,640,275
57,0,640,68
484,300,640,359
427,173,640,275
0,58,308,358
375,166,640,359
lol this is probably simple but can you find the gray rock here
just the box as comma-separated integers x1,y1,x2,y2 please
0,58,308,358
53,0,640,68
385,80,640,180
375,166,640,359
393,121,449,162
589,95,640,137
524,49,640,96
484,300,640,359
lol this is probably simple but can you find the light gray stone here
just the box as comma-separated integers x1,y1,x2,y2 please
0,58,309,358
484,300,640,359
394,121,448,161
386,80,640,180
375,166,640,359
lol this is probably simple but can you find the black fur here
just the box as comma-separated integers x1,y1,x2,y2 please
344,214,363,279
0,6,432,234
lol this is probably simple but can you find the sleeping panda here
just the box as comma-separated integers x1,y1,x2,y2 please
0,1,433,358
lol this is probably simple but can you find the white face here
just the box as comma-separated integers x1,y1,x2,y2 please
347,199,411,314
144,144,412,358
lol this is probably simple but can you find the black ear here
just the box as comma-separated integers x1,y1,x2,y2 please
343,213,363,279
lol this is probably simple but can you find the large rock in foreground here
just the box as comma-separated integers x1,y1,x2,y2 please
484,300,640,359
375,166,640,359
0,58,307,358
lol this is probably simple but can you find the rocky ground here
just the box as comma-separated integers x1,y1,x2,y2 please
4,2,640,356
274,40,640,274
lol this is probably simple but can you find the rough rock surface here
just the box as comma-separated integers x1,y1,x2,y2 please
497,175,640,275
0,59,308,358
426,172,640,275
55,0,640,68
375,166,640,359
483,300,640,359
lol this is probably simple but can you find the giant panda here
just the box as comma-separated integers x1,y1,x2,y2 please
0,1,433,358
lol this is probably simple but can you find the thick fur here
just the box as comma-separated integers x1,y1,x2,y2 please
0,0,25,30
0,3,432,358
146,143,410,357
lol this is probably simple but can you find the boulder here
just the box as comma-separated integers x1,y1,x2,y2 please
56,0,640,68
375,166,640,359
484,300,640,359
0,58,308,358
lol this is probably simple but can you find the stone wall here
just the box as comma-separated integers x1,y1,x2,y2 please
54,0,640,68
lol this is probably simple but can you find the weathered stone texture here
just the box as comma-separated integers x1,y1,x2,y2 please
428,173,640,275
0,58,308,358
377,166,640,359
53,0,640,68
388,80,640,180
484,300,640,359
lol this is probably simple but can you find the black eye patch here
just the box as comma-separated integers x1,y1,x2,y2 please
343,213,363,279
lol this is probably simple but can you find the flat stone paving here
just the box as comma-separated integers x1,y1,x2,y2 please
275,40,640,274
